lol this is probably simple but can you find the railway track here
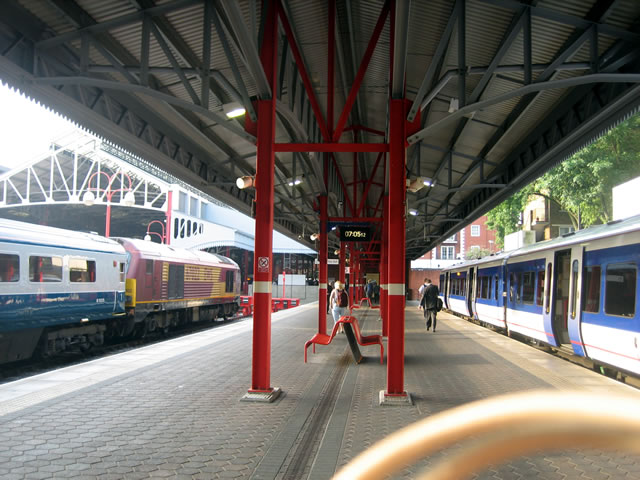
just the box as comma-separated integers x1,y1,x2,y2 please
0,314,248,385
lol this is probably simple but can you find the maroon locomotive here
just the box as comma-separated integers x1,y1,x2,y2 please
116,238,241,336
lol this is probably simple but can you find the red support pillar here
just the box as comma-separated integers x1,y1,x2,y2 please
165,190,173,245
248,0,279,399
318,195,328,334
385,98,407,397
339,242,346,284
381,195,389,337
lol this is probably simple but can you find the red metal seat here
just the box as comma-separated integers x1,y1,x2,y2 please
304,321,343,362
343,316,384,364
304,316,384,364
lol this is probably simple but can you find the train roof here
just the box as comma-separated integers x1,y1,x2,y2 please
115,237,239,268
0,218,126,255
443,214,640,272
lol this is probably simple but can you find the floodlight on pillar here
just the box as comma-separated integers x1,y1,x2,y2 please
236,176,255,189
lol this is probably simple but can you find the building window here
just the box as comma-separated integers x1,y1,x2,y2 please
470,225,480,237
444,234,456,243
441,246,455,260
559,226,574,236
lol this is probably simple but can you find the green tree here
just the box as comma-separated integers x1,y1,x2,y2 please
464,247,492,260
487,114,640,247
486,187,531,249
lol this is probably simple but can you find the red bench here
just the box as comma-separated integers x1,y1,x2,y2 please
304,316,384,364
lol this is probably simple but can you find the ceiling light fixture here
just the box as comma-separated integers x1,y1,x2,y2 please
223,101,246,118
236,176,255,189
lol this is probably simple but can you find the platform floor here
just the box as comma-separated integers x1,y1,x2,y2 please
0,302,639,479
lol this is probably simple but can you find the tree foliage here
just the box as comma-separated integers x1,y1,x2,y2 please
487,114,640,248
465,247,492,260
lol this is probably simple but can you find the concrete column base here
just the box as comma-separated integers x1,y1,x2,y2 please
241,387,283,403
379,390,413,406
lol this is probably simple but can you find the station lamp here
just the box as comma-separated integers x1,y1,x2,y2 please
236,176,255,189
223,101,246,118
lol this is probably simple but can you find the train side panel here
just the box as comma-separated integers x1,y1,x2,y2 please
505,258,547,343
475,265,505,328
580,241,640,375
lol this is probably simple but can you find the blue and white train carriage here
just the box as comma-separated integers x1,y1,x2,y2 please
442,214,640,377
0,219,127,363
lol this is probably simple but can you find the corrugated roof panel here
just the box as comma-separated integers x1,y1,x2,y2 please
603,0,640,29
18,0,76,35
75,0,136,23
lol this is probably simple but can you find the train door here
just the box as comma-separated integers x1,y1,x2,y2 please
467,267,476,317
444,272,450,309
567,246,585,353
143,259,154,300
551,250,571,345
541,253,556,346
153,261,162,299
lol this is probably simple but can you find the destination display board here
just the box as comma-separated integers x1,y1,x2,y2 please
339,225,370,242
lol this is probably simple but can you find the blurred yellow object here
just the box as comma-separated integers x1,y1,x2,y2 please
333,389,640,480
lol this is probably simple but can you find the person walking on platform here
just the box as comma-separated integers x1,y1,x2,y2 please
420,278,439,332
329,281,349,333
365,280,375,305
327,281,334,314
418,278,428,308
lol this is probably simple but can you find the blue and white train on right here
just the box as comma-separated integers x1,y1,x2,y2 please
441,214,640,377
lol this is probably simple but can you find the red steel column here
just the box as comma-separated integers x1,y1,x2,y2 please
250,0,277,393
165,190,173,245
339,242,346,284
381,195,389,336
386,98,407,396
318,195,328,334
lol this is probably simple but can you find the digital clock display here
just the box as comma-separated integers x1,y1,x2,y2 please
339,226,370,241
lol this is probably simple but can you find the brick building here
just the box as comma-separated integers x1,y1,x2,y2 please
409,215,497,299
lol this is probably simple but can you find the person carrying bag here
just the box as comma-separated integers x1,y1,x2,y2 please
419,278,439,332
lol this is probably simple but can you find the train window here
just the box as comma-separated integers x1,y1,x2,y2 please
29,256,62,282
536,270,545,306
522,272,535,304
545,263,552,314
605,263,636,318
174,218,179,239
494,275,499,300
480,276,489,299
187,220,191,237
509,273,516,303
0,254,19,282
582,266,601,313
570,260,579,319
69,258,96,283
461,278,466,298
146,260,153,275
225,270,234,292
120,262,126,282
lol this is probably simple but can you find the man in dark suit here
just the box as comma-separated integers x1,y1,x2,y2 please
420,278,439,332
